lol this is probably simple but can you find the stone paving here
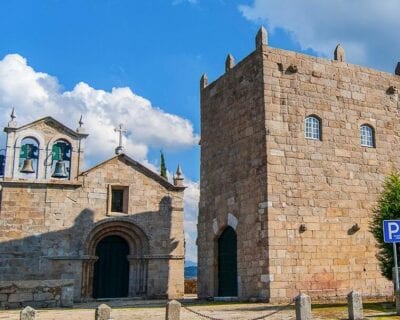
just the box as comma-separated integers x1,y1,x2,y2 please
0,299,398,320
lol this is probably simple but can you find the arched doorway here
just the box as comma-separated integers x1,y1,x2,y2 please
218,226,238,296
93,235,129,298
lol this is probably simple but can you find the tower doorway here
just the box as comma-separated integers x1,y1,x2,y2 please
93,235,129,298
218,226,238,296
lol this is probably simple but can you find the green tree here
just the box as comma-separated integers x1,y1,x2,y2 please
160,150,167,179
370,173,400,280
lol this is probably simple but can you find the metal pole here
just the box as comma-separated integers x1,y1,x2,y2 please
394,242,399,291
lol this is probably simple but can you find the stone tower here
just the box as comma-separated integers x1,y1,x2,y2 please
198,27,400,302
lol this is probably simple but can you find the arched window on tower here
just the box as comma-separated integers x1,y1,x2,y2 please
305,115,321,140
360,124,375,148
19,137,40,179
51,140,72,179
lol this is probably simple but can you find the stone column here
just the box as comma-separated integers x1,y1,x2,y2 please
166,300,181,320
20,306,36,320
95,304,111,320
395,291,400,315
347,291,363,320
295,293,312,320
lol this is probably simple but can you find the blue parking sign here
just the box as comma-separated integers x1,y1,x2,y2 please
383,220,400,243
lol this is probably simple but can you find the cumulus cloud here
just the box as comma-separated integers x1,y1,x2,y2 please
0,53,200,263
0,54,199,164
183,180,199,263
239,0,400,72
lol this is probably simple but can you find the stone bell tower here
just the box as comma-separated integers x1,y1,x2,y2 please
2,110,88,181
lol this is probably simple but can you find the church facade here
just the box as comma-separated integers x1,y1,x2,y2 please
0,115,185,304
198,27,400,302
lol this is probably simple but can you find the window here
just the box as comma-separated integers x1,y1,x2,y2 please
305,116,321,140
109,185,129,214
360,124,375,147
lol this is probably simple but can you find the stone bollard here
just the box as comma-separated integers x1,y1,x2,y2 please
395,291,400,315
166,300,181,320
20,306,36,320
347,291,363,320
295,293,312,320
95,304,111,320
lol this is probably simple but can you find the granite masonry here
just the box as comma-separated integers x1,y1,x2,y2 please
198,27,400,302
0,116,185,306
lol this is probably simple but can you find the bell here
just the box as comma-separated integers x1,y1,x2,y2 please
20,159,35,173
52,160,68,178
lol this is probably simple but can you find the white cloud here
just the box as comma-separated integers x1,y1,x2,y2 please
239,0,400,72
0,53,200,263
0,54,199,164
183,179,199,263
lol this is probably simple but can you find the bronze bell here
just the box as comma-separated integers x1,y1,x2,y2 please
20,159,35,173
52,160,68,178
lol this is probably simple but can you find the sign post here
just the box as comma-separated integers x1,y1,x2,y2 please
383,220,400,314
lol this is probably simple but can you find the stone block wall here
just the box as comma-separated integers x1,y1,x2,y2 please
0,279,74,309
0,153,185,301
199,37,400,301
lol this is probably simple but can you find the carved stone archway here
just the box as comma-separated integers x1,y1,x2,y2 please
81,219,149,299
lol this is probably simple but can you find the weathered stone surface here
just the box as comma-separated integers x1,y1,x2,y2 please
295,294,312,320
348,291,363,320
165,300,181,320
20,306,36,320
0,115,185,302
198,29,397,302
95,304,111,320
334,44,346,62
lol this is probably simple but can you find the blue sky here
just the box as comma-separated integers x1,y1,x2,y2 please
1,0,399,263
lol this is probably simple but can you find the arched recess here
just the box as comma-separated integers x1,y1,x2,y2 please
216,226,238,297
81,219,150,299
13,130,46,179
46,135,74,179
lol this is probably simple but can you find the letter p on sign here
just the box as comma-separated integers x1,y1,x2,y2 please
383,220,400,243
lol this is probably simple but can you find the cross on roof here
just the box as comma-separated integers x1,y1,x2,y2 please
114,123,127,155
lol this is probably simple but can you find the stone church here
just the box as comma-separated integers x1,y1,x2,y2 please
0,114,185,307
198,27,400,302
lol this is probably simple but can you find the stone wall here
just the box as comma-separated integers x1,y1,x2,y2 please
199,30,400,302
0,150,185,301
0,279,74,309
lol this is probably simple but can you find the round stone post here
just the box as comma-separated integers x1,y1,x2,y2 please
166,300,181,320
95,304,111,320
20,306,36,320
295,293,312,320
347,291,363,320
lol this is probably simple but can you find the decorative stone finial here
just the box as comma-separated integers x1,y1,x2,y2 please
256,26,268,48
225,54,235,72
114,123,127,155
173,164,184,187
334,44,346,62
200,74,208,90
7,107,17,128
76,115,85,133
395,62,400,76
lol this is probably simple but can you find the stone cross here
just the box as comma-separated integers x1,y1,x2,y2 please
347,291,363,320
95,304,111,320
166,300,181,320
20,306,36,320
295,293,312,320
114,123,127,155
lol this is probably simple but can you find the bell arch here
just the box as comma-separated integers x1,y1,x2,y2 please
81,219,150,299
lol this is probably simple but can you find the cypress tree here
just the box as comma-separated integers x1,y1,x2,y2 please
160,150,167,179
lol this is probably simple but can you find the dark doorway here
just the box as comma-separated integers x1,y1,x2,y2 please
93,235,129,298
218,226,238,296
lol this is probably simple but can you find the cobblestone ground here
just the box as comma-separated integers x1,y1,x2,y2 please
0,300,398,320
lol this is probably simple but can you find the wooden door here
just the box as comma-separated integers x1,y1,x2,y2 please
218,227,238,296
93,235,129,298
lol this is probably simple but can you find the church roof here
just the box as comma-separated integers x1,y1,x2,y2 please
4,116,89,137
80,153,185,192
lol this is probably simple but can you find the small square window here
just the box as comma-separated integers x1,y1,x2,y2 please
109,185,129,214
